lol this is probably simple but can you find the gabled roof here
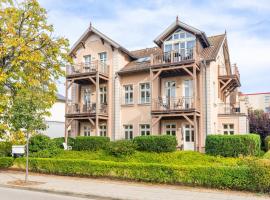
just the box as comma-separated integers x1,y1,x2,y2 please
119,33,226,74
69,24,136,59
154,20,210,48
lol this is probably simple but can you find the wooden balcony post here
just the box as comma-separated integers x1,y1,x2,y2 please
65,79,68,144
96,71,100,136
193,65,197,109
150,54,154,65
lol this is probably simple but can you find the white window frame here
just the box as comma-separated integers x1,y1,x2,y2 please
165,123,176,136
99,124,107,137
184,124,194,142
124,85,133,104
83,125,91,136
140,124,151,136
140,82,150,104
100,86,107,104
98,52,107,63
84,55,91,64
124,125,133,140
223,124,234,135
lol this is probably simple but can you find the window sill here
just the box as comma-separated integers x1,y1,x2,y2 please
121,104,134,107
138,103,151,106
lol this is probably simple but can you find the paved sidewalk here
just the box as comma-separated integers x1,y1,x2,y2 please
0,170,269,200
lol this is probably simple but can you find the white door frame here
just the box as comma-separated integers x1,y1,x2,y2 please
183,79,193,109
183,123,195,150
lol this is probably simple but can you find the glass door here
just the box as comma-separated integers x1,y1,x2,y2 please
183,124,195,150
184,80,193,109
165,81,176,109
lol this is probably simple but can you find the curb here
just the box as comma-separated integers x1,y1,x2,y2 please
0,184,125,200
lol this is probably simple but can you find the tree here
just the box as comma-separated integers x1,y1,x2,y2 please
0,0,71,134
248,109,270,149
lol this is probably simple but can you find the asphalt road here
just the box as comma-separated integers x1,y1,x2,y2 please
0,187,96,200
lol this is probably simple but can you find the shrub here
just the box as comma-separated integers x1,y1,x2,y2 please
0,157,13,168
265,136,270,151
30,148,62,158
52,137,75,149
73,136,110,151
0,141,12,157
13,157,270,192
133,135,177,152
106,140,136,157
29,134,52,153
205,134,261,157
263,151,270,159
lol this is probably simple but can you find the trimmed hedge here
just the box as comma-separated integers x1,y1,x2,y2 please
133,135,177,152
205,134,261,157
52,137,75,149
265,136,270,151
106,140,136,157
0,141,12,157
13,157,270,192
73,136,110,151
0,157,13,169
29,134,52,153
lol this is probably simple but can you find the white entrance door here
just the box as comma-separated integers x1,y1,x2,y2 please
165,81,176,107
183,124,195,150
183,80,193,109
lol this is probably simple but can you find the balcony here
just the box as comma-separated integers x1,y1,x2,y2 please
152,96,195,114
151,48,195,66
66,60,109,77
66,102,108,117
218,103,241,115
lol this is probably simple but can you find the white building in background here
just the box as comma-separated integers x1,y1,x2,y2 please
43,93,65,138
240,92,270,113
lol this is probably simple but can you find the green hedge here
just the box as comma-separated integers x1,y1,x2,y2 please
265,136,270,151
0,142,12,157
205,134,261,157
0,157,14,168
106,140,136,157
13,157,270,192
73,136,110,151
133,135,177,152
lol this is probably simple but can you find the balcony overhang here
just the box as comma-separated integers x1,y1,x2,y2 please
219,74,240,98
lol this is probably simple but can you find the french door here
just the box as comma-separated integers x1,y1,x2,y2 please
183,124,194,150
184,80,193,109
165,81,176,108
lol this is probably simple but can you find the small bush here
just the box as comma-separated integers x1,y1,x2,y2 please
0,157,13,168
206,134,261,157
265,136,270,151
29,134,52,153
263,151,270,159
133,135,177,153
106,140,136,157
73,136,110,151
52,137,75,149
0,142,12,157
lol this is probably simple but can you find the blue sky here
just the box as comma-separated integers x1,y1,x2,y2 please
38,0,270,95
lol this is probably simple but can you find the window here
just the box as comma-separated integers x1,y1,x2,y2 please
140,124,150,136
99,124,107,137
99,52,107,63
83,126,91,136
84,55,91,64
100,86,107,104
124,85,133,104
165,123,176,136
124,125,133,140
83,88,91,106
185,124,194,142
223,124,234,135
140,83,150,104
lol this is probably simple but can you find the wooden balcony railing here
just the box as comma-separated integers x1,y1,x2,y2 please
151,48,194,65
219,65,240,79
218,103,241,114
66,60,109,76
152,96,194,111
66,102,108,115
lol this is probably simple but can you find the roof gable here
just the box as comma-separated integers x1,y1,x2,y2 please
69,24,136,59
154,19,210,48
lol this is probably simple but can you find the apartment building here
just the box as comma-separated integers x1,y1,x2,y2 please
240,92,270,113
65,18,249,151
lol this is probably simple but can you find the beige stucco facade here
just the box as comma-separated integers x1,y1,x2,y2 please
65,20,249,152
240,92,270,112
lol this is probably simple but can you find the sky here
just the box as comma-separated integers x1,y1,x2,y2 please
38,0,270,95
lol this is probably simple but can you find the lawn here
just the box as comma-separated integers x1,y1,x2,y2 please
52,150,241,167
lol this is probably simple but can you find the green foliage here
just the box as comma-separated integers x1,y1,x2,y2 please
133,135,177,152
0,141,12,157
73,136,110,151
0,157,13,168
29,134,57,153
263,151,270,159
205,134,261,157
265,136,270,151
13,157,270,192
30,149,62,158
52,137,75,149
106,140,136,157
